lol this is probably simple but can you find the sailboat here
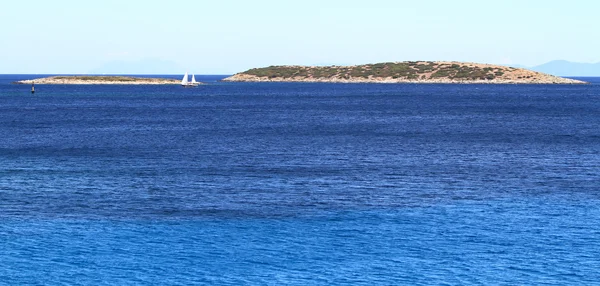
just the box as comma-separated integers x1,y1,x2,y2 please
181,72,199,87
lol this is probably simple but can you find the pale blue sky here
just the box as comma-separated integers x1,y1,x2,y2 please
1,0,597,74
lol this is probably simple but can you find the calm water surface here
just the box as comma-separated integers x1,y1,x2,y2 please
1,75,599,284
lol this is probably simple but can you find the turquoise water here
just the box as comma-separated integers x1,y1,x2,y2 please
1,75,599,284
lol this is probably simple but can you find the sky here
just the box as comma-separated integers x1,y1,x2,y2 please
0,0,598,74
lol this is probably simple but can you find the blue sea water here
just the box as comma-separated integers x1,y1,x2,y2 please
1,75,599,285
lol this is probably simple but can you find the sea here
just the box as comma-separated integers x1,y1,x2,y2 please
0,74,599,285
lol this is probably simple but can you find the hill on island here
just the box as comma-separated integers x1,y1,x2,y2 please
223,61,585,84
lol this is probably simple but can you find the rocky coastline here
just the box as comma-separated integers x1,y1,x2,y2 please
15,76,180,85
223,62,587,84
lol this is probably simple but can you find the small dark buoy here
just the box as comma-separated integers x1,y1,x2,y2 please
31,83,35,94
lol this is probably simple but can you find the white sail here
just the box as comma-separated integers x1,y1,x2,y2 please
191,74,197,84
181,72,189,85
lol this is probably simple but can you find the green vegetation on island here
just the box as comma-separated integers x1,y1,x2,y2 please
243,62,511,81
52,76,152,82
224,61,586,84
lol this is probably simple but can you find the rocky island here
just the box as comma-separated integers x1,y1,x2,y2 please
15,76,181,85
223,61,587,84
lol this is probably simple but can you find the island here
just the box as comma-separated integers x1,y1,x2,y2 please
223,61,587,84
15,76,181,85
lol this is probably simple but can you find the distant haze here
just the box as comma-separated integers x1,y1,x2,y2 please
1,0,598,74
89,59,184,75
528,61,600,77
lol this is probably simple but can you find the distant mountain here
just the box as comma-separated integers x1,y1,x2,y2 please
529,60,600,77
89,58,184,75
502,64,528,69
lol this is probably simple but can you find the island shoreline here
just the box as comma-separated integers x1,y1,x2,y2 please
223,61,588,84
14,76,182,85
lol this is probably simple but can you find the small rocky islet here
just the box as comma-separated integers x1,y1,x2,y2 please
15,76,180,85
223,61,587,84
